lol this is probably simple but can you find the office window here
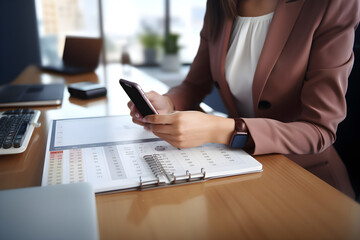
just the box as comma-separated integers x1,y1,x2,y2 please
35,0,100,65
102,0,206,64
169,0,206,64
36,0,206,65
102,0,164,64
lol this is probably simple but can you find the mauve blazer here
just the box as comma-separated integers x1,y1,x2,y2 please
166,0,360,198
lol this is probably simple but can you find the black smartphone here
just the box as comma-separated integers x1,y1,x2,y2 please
119,79,158,117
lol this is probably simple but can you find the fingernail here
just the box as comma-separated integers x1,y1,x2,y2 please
135,113,140,119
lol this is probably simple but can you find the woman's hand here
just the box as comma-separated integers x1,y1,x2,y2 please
128,91,174,126
142,111,234,148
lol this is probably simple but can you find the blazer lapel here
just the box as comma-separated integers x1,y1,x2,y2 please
252,0,305,111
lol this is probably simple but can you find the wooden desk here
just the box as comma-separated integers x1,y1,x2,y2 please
1,65,359,240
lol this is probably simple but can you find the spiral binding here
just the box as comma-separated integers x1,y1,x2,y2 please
171,168,206,183
142,154,206,186
139,176,160,189
143,154,167,177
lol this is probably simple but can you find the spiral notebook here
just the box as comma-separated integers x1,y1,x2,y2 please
41,115,262,193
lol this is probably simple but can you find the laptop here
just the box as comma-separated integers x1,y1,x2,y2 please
0,183,99,240
41,36,102,75
0,83,64,107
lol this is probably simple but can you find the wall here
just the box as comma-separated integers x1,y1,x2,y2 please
0,0,40,85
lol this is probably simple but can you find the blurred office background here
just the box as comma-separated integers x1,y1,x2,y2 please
1,0,206,83
34,0,206,65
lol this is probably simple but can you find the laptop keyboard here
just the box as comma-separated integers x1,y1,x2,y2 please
0,109,41,155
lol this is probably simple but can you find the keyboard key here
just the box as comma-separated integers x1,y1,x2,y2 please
0,111,30,149
13,138,22,148
17,122,28,136
2,140,12,149
0,109,40,154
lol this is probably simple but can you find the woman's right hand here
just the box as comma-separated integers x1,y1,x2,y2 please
127,91,174,126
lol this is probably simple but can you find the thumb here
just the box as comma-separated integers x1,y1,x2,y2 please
145,91,161,101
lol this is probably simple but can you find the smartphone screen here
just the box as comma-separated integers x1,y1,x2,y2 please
119,79,158,117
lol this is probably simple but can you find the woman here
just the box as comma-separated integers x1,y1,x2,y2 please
129,0,360,198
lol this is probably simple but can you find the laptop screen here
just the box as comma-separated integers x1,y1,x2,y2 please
62,36,102,70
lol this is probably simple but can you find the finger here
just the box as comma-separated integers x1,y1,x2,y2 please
145,90,158,98
128,101,137,115
131,112,143,122
129,106,143,120
127,100,135,110
132,116,146,126
151,131,180,143
143,113,177,125
151,132,187,149
146,123,178,135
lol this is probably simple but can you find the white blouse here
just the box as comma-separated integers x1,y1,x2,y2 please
225,12,274,117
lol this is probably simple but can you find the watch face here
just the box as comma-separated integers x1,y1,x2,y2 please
231,134,248,148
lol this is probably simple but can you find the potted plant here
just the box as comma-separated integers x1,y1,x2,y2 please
161,33,181,72
140,32,160,65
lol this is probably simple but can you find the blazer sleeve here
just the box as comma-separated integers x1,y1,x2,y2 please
165,8,214,111
244,0,360,155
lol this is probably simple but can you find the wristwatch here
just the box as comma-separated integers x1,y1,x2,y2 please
229,119,248,148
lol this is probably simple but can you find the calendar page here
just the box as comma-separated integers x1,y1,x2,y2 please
42,116,262,193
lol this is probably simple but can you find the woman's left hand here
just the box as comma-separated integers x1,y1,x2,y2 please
142,111,234,148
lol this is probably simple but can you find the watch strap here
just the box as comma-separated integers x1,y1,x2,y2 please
230,119,248,148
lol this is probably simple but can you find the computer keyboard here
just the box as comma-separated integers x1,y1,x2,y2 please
0,109,41,155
